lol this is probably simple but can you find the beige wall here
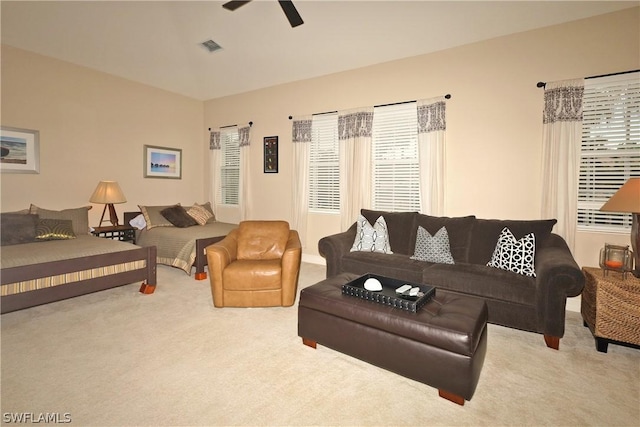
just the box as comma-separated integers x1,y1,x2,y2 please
2,8,639,273
204,8,640,268
1,45,206,227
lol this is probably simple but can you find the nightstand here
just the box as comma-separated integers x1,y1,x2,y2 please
581,267,640,352
91,225,136,244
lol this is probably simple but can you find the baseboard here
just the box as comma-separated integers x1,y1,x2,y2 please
302,254,325,265
566,295,581,313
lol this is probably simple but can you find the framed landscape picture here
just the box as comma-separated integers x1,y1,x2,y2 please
0,126,40,174
144,145,182,179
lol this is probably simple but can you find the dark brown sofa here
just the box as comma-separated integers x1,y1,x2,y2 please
318,209,585,350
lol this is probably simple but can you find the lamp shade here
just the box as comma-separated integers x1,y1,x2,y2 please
600,178,640,214
89,181,127,204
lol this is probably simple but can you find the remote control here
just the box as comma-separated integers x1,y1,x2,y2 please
409,287,420,297
395,284,412,294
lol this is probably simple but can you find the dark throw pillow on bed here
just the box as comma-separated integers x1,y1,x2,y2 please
0,213,39,246
35,218,77,241
161,205,198,228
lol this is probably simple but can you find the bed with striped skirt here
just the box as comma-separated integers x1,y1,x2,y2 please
1,236,156,314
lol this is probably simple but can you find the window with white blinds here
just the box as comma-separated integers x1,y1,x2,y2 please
578,72,640,232
371,102,421,212
308,113,339,212
219,127,240,206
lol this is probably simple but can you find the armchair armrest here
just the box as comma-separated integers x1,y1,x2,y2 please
318,223,357,277
206,230,239,267
534,233,586,337
206,229,239,307
282,230,302,306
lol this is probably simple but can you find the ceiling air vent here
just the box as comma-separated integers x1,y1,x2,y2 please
201,39,222,53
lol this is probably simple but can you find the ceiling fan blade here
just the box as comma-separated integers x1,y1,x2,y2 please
278,0,304,28
222,1,252,11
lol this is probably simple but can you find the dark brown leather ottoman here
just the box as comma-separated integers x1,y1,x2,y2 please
298,273,488,405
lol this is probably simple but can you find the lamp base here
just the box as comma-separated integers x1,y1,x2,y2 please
98,204,120,227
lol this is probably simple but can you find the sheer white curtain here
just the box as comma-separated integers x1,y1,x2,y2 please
338,107,374,231
417,98,447,215
291,116,312,246
208,129,221,213
238,125,251,220
541,79,584,252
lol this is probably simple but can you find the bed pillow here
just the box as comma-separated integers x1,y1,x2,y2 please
161,205,198,228
0,213,39,246
350,214,393,254
138,204,177,230
129,214,147,230
191,202,216,224
410,226,455,264
35,218,77,241
29,204,90,236
487,227,536,277
186,204,214,225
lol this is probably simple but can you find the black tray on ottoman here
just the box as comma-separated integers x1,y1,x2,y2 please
341,273,435,313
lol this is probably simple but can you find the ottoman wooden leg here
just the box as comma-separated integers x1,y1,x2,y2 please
302,338,317,349
438,389,465,406
544,335,560,350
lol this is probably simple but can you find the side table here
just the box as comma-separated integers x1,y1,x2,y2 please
581,267,640,352
91,225,136,244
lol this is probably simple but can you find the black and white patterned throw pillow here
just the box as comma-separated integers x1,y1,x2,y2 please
487,227,536,277
350,215,393,254
410,226,455,264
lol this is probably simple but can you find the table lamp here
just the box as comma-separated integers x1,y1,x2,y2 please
89,180,127,226
600,177,640,278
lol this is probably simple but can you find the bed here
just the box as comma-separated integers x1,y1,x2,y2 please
126,205,237,280
1,206,157,314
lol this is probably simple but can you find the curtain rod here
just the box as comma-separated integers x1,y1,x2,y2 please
208,121,253,131
536,69,639,88
288,94,452,119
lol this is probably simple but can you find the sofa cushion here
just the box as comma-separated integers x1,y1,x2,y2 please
468,218,557,265
342,251,424,284
487,227,536,277
413,214,476,263
423,262,537,306
351,214,392,254
410,226,454,264
361,209,417,255
0,213,39,246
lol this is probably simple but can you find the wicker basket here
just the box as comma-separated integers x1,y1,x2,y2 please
582,267,640,346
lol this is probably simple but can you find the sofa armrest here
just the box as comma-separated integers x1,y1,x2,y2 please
534,233,586,337
318,223,357,277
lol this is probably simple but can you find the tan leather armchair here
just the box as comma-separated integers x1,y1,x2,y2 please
206,220,302,308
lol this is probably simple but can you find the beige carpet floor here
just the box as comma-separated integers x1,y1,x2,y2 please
1,263,639,426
